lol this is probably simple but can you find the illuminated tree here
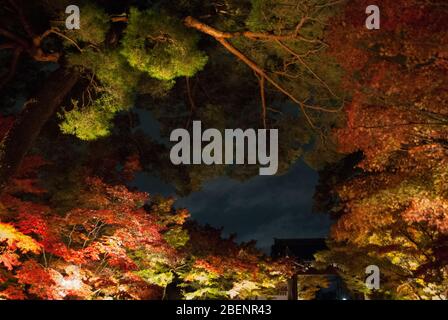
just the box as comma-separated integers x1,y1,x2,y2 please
314,0,448,299
0,0,345,192
0,121,290,299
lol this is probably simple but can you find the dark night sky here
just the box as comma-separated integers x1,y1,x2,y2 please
131,110,332,253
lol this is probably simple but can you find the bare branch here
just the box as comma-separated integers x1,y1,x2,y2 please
185,16,317,128
185,16,316,42
0,27,29,48
41,28,82,52
276,39,338,99
257,74,267,129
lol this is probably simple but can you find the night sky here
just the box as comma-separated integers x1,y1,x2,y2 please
131,109,332,252
176,160,332,252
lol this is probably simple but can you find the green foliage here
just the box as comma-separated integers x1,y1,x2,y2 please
59,99,114,141
68,50,140,109
247,0,338,35
66,3,110,44
163,227,189,248
135,269,174,288
130,249,178,290
183,287,227,300
64,50,141,140
121,8,208,81
62,5,209,142
246,0,269,31
297,275,330,300
245,0,345,98
137,77,176,98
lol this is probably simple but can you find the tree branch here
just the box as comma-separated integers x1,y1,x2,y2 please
0,27,29,48
257,74,267,129
184,16,316,128
40,28,82,52
184,16,315,42
276,39,338,99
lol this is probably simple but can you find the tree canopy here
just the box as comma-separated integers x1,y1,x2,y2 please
0,0,447,300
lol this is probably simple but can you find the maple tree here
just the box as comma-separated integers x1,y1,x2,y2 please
314,0,448,299
0,120,290,299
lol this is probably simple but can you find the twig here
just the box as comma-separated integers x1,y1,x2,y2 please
267,107,283,115
276,39,338,98
41,28,82,52
217,36,316,128
184,16,327,128
0,27,28,48
258,74,267,128
111,15,128,23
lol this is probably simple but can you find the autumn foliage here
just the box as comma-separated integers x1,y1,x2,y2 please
0,121,290,299
314,0,448,299
1,0,447,301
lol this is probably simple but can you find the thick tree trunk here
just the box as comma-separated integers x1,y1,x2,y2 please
0,67,79,191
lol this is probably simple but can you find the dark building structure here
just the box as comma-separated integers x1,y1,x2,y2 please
271,238,349,300
271,238,328,262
